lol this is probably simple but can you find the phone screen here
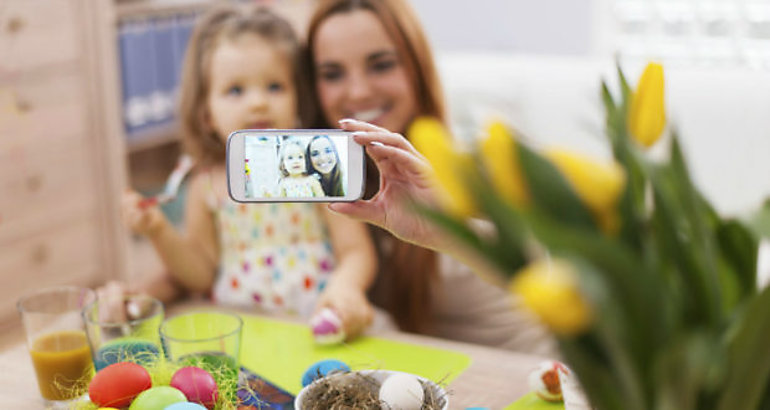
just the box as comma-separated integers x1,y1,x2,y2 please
244,134,350,199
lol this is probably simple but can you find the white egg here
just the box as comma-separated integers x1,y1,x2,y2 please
378,373,424,410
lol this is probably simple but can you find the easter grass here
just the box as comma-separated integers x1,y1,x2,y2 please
65,356,262,410
299,371,448,410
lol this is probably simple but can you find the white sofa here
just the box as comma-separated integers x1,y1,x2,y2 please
437,53,770,217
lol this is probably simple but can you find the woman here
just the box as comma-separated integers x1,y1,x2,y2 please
306,135,345,196
306,0,553,354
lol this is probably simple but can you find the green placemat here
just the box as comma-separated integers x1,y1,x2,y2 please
504,392,565,410
238,315,471,394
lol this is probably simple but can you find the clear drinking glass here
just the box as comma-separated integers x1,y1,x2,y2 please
160,311,243,398
82,294,164,371
17,286,96,405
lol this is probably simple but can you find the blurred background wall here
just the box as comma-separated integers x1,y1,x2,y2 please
2,0,769,326
409,0,770,216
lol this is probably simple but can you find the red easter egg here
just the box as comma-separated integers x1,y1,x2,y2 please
170,366,219,408
89,362,152,408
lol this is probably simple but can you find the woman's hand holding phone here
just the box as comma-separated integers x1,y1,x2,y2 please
329,119,444,251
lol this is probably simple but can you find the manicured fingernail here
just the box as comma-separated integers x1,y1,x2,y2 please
369,141,385,147
338,118,355,124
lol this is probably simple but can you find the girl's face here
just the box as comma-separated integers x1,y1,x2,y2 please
283,144,306,176
313,10,418,134
309,137,337,175
207,34,296,140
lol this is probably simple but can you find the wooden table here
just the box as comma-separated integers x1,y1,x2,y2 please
0,303,548,409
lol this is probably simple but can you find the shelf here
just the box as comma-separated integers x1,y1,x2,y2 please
125,122,180,153
116,0,213,20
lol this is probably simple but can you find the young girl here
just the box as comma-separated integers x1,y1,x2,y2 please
122,5,377,338
276,138,325,197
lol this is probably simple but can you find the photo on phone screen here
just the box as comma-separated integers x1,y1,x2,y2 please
245,134,348,198
227,130,365,203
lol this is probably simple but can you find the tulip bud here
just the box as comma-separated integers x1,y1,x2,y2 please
409,117,476,218
544,149,625,234
480,121,529,207
511,259,592,336
628,62,666,148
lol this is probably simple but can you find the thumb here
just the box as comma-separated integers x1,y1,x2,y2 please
328,201,384,228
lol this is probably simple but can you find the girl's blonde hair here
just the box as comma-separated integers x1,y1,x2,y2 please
306,0,445,333
179,5,315,165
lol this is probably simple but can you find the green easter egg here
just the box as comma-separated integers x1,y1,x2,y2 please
129,386,187,410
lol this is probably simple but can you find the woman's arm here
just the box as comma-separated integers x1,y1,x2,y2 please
316,206,378,339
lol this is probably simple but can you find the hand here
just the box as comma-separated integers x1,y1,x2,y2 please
329,119,443,250
314,280,374,340
122,190,167,237
94,281,139,323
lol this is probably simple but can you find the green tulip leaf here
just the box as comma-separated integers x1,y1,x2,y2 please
516,142,596,230
718,285,770,410
716,219,758,297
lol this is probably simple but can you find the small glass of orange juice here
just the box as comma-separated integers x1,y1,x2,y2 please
17,286,96,406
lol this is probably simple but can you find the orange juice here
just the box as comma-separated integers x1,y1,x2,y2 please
29,330,93,400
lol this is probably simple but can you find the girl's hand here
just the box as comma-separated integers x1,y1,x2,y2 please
314,280,374,340
122,190,167,237
95,281,167,324
95,281,136,323
330,119,443,250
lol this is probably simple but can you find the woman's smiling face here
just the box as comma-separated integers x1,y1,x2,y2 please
313,10,418,134
309,137,337,175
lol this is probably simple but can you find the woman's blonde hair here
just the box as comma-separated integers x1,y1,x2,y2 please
178,5,315,165
306,0,446,333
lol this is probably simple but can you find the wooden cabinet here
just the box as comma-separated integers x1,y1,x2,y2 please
0,0,127,326
0,0,316,327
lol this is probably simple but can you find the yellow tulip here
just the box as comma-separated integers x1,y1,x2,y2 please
480,121,529,207
408,117,476,217
511,258,592,336
628,62,666,148
544,149,625,234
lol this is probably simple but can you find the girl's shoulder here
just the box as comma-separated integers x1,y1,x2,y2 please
187,165,227,208
188,166,223,190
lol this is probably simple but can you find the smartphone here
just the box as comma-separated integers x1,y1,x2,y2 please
227,129,365,202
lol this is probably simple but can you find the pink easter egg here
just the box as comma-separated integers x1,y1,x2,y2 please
310,308,345,345
170,366,219,409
